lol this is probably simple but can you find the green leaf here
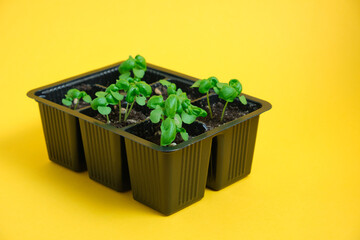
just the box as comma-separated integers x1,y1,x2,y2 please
133,68,145,79
179,128,189,141
159,79,171,87
191,106,208,117
150,108,163,123
213,87,220,95
126,85,139,103
95,91,107,97
83,95,92,103
79,91,87,98
181,111,196,124
231,88,239,100
176,100,183,114
208,77,219,87
91,97,107,110
115,79,130,91
119,56,135,74
147,95,164,109
190,80,201,88
165,95,178,118
160,118,176,146
98,106,112,115
198,108,207,117
167,83,177,95
199,79,212,94
137,81,152,97
174,114,182,128
219,85,237,102
135,96,146,106
120,72,131,80
135,55,146,69
131,85,140,95
176,88,183,96
181,99,191,110
106,84,119,93
62,99,72,106
239,95,247,105
106,94,118,105
67,89,81,99
111,91,124,101
126,95,135,103
229,79,242,94
216,82,227,89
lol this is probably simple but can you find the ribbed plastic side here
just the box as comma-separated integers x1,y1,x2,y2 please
228,118,251,180
178,143,203,205
38,103,86,171
125,140,162,207
79,119,130,192
125,138,212,215
206,116,259,190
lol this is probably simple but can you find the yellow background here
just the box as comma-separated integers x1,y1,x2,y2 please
1,0,359,239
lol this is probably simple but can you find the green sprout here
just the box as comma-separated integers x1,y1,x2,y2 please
91,96,112,123
62,88,92,110
91,84,124,123
191,77,247,122
91,78,152,124
90,55,152,124
116,54,152,121
159,79,177,95
147,80,207,146
215,79,247,122
190,77,219,118
118,55,147,81
115,77,152,122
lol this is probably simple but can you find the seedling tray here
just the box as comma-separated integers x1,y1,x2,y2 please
28,61,271,215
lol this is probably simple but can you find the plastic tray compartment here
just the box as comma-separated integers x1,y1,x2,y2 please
27,63,167,172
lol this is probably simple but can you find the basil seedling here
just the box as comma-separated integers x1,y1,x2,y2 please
215,79,247,122
115,77,152,121
147,80,207,146
118,55,147,81
62,88,92,110
90,54,152,124
190,77,219,118
113,55,152,122
91,84,125,123
159,79,177,95
91,96,112,123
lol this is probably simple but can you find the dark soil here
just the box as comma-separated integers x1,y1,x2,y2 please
196,100,257,130
76,83,92,92
94,105,147,128
152,85,168,99
70,101,88,109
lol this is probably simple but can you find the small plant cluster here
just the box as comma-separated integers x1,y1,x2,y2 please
62,55,248,146
191,77,247,122
90,55,152,124
147,80,207,146
62,89,92,110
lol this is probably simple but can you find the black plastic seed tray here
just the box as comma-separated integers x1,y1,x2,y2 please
27,61,271,215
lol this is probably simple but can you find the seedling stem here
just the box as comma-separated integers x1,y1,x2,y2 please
220,101,228,122
206,92,213,119
124,101,135,121
119,102,122,122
